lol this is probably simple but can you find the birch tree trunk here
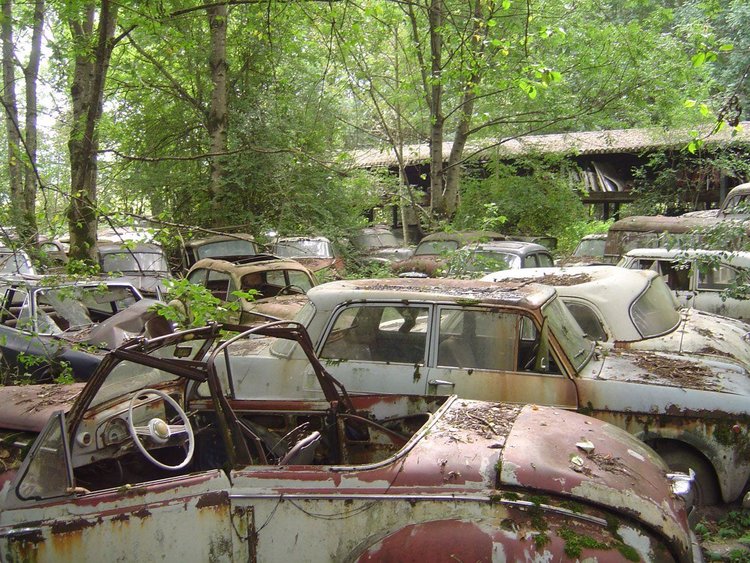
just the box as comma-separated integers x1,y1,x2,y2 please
67,0,118,262
21,0,44,245
206,4,229,225
1,0,23,243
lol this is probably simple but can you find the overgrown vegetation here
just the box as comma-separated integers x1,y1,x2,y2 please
455,156,587,241
628,148,750,217
695,509,750,562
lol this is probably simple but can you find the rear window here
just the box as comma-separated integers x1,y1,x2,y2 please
415,240,458,256
630,280,680,338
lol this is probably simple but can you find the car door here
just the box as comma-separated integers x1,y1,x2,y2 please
307,303,432,395
0,412,249,562
424,306,578,408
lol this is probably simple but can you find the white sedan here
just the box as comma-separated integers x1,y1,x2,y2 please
482,265,750,371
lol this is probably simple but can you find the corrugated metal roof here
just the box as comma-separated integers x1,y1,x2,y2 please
351,122,750,168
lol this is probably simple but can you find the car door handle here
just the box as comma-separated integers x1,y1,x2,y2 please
428,379,456,387
0,527,42,541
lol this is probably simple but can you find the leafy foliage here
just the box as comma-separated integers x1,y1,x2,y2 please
158,278,240,328
629,148,750,216
455,155,586,239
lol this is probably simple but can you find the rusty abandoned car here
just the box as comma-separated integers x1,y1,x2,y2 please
234,278,750,507
0,277,165,383
0,322,698,561
184,254,317,322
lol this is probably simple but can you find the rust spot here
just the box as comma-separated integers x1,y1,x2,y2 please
131,508,152,519
51,517,99,534
195,491,229,509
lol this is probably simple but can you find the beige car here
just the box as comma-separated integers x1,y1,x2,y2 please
185,255,316,322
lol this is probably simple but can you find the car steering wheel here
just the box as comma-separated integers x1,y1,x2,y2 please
127,388,195,470
278,284,306,295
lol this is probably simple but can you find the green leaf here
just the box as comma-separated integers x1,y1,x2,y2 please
691,52,706,67
502,0,511,9
699,103,711,117
719,44,733,52
683,99,696,108
487,19,497,27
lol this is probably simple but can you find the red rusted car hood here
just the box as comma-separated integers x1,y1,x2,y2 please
0,383,84,432
419,401,691,555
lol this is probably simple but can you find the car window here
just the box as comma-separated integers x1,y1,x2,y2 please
630,279,680,337
196,240,257,259
414,240,458,256
535,253,554,267
4,290,32,330
320,305,428,364
541,297,594,371
658,260,691,291
14,413,72,501
288,271,314,291
206,270,236,301
635,258,691,290
188,268,209,286
273,240,332,258
437,308,519,371
472,251,518,271
101,251,168,273
696,263,738,290
563,301,608,341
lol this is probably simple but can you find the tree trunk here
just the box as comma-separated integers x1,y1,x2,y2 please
442,0,486,218
21,0,44,246
207,4,228,225
67,0,118,262
426,0,446,221
1,0,23,244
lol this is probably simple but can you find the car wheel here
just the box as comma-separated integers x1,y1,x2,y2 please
655,442,720,507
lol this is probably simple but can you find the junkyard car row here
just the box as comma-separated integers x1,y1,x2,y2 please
0,323,700,561
3,224,750,561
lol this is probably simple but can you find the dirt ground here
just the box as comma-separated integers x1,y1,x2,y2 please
695,505,750,561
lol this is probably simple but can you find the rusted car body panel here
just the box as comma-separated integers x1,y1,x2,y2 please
0,384,83,432
229,278,750,505
0,323,696,562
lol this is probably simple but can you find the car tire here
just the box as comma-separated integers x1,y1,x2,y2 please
654,442,720,507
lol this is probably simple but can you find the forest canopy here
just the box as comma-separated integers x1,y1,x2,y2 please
0,0,747,259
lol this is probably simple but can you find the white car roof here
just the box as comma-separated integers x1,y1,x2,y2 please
482,266,668,341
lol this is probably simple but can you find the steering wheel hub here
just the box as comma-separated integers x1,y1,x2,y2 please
150,418,171,441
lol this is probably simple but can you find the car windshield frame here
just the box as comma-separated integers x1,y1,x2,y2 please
541,296,595,371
